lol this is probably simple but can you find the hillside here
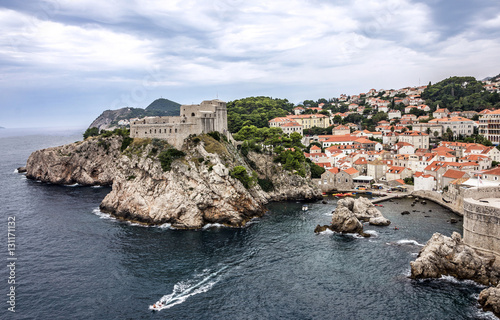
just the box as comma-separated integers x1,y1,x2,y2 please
88,98,181,131
422,76,500,111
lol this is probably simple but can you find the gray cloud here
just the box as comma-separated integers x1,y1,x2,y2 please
0,0,499,128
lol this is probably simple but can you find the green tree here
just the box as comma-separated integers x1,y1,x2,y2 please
310,162,326,179
333,115,343,124
83,127,100,139
290,132,302,145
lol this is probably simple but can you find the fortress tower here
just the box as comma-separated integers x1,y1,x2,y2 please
130,99,228,148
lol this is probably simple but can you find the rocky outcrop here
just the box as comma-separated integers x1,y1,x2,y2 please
330,202,363,234
26,135,122,185
410,232,499,286
25,134,322,229
352,196,391,226
246,151,321,201
315,197,391,235
479,284,500,317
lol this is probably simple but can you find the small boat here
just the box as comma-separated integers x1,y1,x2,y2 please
374,204,383,207
302,205,309,211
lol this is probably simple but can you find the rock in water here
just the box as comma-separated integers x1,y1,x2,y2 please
352,196,373,219
314,225,332,233
330,205,363,234
479,284,500,317
352,197,391,225
410,232,499,286
337,197,355,211
369,216,391,226
17,166,26,173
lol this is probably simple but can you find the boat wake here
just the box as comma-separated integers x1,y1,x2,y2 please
149,266,228,311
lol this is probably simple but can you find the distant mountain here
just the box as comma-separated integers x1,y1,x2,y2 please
144,98,181,114
482,73,500,82
88,98,181,130
0,126,5,129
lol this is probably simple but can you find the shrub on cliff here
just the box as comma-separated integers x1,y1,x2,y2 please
83,127,99,139
257,178,274,192
159,148,186,171
230,166,255,189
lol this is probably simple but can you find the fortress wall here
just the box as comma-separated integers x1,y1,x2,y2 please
463,186,500,260
129,99,228,149
130,122,200,149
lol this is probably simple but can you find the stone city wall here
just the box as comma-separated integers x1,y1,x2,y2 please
463,186,500,260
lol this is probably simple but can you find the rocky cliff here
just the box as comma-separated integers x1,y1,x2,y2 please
26,135,122,185
410,232,500,316
25,134,322,229
410,232,499,286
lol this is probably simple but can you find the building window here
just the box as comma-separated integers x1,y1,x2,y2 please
192,113,195,117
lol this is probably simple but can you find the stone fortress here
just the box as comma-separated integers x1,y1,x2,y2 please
130,99,228,148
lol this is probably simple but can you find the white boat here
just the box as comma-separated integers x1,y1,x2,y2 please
302,205,309,211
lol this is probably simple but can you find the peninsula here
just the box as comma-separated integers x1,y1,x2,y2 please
25,99,321,229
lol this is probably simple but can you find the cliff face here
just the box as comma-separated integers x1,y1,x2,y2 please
25,134,321,229
410,232,499,286
26,136,123,185
247,151,321,202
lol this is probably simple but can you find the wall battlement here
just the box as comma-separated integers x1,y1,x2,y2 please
130,99,228,148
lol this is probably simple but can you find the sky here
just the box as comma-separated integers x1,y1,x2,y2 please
1,0,500,128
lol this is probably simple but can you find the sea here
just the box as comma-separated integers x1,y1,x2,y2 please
0,127,497,320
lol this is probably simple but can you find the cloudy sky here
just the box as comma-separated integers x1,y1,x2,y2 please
1,0,500,128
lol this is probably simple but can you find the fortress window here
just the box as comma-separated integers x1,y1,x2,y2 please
155,129,157,134
192,113,195,117
149,129,152,134
175,129,178,133
170,129,172,133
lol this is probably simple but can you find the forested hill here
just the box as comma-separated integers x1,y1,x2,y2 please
422,76,500,111
88,98,181,131
227,96,295,133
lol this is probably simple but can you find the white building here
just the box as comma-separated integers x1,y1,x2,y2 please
414,172,436,191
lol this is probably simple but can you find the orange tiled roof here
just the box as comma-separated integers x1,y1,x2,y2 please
443,169,467,179
343,167,359,175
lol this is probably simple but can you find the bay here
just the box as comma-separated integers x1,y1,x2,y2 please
0,131,496,319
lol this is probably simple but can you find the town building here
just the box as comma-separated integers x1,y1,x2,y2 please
479,109,500,145
429,116,475,138
287,114,330,129
398,131,430,150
